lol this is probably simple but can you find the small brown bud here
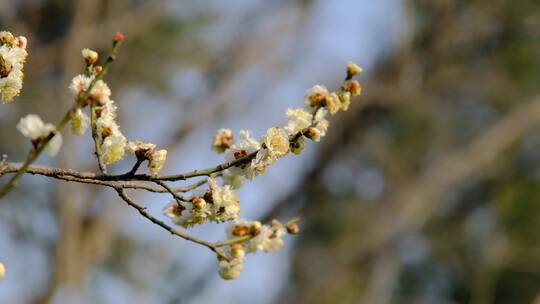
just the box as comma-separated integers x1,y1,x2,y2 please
233,150,248,159
101,127,112,139
94,65,103,74
302,127,319,141
249,225,261,236
286,222,300,235
231,225,250,237
203,190,213,204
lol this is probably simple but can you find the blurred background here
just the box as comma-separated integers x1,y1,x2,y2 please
1,0,540,303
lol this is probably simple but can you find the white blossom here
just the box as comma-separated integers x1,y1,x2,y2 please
225,130,262,179
17,114,53,139
343,79,362,97
218,257,244,280
91,80,111,105
163,199,211,228
17,114,62,156
69,74,93,96
304,84,329,108
100,135,126,165
262,127,289,159
148,149,167,176
284,107,312,136
81,48,98,65
227,220,287,253
125,140,155,154
222,169,245,189
339,91,351,111
326,92,341,115
312,109,329,142
0,32,28,103
45,132,63,156
346,60,363,77
212,128,234,153
71,108,90,135
208,177,240,222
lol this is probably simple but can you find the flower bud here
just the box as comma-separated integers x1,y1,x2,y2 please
302,127,321,141
81,48,98,65
290,136,305,155
286,222,300,234
346,61,362,79
230,243,245,259
338,91,351,111
231,225,250,237
71,108,90,135
325,92,340,115
192,196,206,210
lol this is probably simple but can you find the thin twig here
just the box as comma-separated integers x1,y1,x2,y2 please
115,189,228,260
0,162,209,193
153,180,190,203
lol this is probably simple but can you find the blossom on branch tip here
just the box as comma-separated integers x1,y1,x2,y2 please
17,114,62,156
346,60,363,78
218,256,244,280
0,262,4,281
81,48,98,65
0,31,28,103
212,128,234,153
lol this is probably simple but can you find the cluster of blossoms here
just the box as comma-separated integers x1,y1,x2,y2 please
15,42,168,176
0,31,27,103
164,177,240,227
164,61,363,279
217,219,299,280
67,47,167,174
